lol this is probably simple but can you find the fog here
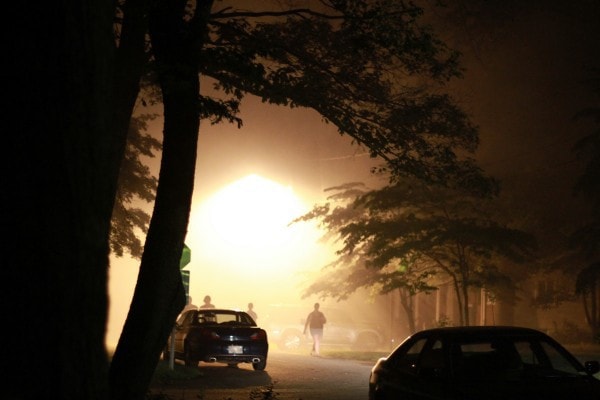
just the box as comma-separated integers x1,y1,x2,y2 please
107,1,600,349
107,105,390,349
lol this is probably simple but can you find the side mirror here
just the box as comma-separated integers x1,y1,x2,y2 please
584,360,600,375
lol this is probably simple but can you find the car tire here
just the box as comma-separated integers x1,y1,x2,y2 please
279,330,303,350
183,345,196,367
252,357,267,371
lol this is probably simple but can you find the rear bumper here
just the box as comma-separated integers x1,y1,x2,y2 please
203,354,266,364
187,340,268,363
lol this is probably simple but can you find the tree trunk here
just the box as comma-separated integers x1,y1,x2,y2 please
4,1,116,399
109,1,214,399
591,280,599,342
451,274,465,325
399,288,416,334
112,0,152,168
462,283,470,326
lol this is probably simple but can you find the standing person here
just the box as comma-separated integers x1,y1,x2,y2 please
200,295,215,309
303,303,326,356
246,302,258,321
182,296,197,313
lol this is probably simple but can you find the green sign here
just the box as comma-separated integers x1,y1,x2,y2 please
179,243,191,269
180,244,191,298
181,270,190,298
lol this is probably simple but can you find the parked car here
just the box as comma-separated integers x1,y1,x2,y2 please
369,326,600,400
165,308,268,370
263,304,384,351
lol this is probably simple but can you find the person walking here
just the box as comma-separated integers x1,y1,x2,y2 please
303,303,326,356
246,302,258,321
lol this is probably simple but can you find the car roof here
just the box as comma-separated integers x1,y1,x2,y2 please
197,308,244,313
410,326,549,339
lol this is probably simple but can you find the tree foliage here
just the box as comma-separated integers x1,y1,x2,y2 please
198,0,497,194
7,1,508,399
110,114,160,259
110,2,502,397
295,178,536,326
571,68,600,341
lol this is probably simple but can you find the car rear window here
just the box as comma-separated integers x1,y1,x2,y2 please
196,311,254,325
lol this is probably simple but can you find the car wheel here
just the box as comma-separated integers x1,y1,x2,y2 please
280,330,302,350
252,357,267,371
183,345,196,367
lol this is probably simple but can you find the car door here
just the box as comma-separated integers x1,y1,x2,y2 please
174,310,195,354
409,338,451,399
378,336,451,400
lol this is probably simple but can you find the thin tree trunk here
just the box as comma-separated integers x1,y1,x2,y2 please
452,275,464,325
112,0,152,175
592,281,598,341
462,284,470,326
399,288,416,334
109,1,214,399
583,293,592,329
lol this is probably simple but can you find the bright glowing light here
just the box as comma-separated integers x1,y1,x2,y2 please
185,174,331,305
204,174,305,249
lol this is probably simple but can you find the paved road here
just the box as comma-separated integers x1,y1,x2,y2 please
150,350,375,400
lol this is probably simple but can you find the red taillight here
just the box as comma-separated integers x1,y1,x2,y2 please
200,328,220,339
250,330,267,341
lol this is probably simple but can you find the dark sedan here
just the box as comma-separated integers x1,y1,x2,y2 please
369,326,600,400
167,308,268,370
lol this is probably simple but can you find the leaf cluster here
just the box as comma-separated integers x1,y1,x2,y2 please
200,1,496,194
296,178,536,300
111,0,501,256
111,114,161,258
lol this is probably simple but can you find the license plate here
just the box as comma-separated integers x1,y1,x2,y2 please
227,345,243,354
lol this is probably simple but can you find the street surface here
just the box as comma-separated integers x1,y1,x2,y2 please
149,346,600,400
150,350,374,400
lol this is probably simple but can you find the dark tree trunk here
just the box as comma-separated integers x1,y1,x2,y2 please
109,1,214,399
112,0,152,168
4,1,116,399
450,273,465,325
399,288,416,334
461,283,470,326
